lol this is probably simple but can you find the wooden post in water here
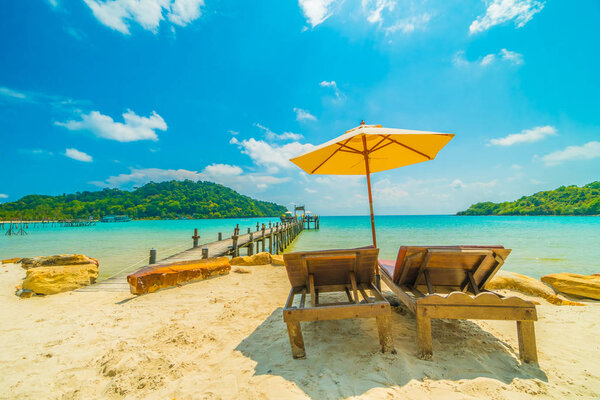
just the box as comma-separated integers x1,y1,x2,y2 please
218,232,222,241
202,247,209,259
149,248,157,264
192,228,200,248
247,231,253,255
232,225,240,257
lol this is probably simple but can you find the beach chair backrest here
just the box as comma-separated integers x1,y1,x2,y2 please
283,247,379,289
393,245,511,293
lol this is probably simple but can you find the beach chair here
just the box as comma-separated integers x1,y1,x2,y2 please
378,245,538,363
283,247,394,359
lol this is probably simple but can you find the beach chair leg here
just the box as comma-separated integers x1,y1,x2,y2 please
286,321,306,359
376,315,395,354
517,321,538,364
416,316,433,360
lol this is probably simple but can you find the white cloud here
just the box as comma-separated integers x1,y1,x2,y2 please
64,148,93,162
384,13,431,35
489,125,556,146
255,123,304,141
0,87,27,100
480,54,496,66
56,109,167,142
541,141,600,166
202,163,243,177
373,178,408,199
319,80,341,99
362,0,396,24
454,48,523,67
228,130,239,136
91,166,289,192
499,48,524,64
470,0,545,35
450,178,498,191
305,187,317,193
0,194,8,199
230,137,314,173
298,0,337,27
450,179,466,190
19,148,54,157
168,0,204,26
46,0,58,7
511,164,523,170
83,0,204,35
92,168,203,187
293,107,317,122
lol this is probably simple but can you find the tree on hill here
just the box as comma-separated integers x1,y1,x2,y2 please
457,181,600,216
0,180,289,220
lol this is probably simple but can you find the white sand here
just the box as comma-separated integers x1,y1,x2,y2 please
0,262,599,400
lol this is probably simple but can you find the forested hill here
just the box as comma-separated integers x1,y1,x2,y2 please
458,181,600,216
0,180,288,220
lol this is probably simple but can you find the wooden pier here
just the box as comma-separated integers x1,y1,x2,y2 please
77,219,305,292
2,219,96,235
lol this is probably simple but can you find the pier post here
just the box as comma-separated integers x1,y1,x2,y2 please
256,222,260,231
232,225,240,257
218,232,222,241
268,232,272,254
202,247,209,259
192,228,200,248
149,248,157,264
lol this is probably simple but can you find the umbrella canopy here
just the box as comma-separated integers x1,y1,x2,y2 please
290,121,454,249
290,123,454,175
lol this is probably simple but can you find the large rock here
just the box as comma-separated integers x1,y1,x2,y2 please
127,257,231,295
541,273,600,300
230,252,272,266
21,254,99,270
270,254,284,266
22,263,99,295
1,258,21,264
486,271,584,306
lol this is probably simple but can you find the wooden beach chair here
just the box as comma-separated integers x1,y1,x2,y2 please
282,247,394,359
378,245,538,363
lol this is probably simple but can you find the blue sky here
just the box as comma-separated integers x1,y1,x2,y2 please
1,0,599,215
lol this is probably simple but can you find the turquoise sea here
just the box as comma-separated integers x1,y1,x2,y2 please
1,216,598,279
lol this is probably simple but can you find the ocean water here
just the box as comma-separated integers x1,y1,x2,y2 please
1,216,598,279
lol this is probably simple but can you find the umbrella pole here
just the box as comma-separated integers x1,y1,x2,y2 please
362,136,380,290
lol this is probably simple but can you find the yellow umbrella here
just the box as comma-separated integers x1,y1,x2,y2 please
290,120,453,253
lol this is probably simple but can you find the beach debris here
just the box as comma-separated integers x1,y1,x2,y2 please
230,252,272,266
1,257,22,264
486,271,584,306
127,257,231,295
270,254,284,266
20,254,99,270
233,267,251,274
22,263,99,295
541,273,600,300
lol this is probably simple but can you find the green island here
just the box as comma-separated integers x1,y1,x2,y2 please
0,180,288,220
458,181,600,216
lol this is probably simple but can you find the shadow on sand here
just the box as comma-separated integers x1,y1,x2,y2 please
235,294,547,399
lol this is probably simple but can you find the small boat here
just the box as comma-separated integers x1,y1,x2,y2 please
100,215,132,223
